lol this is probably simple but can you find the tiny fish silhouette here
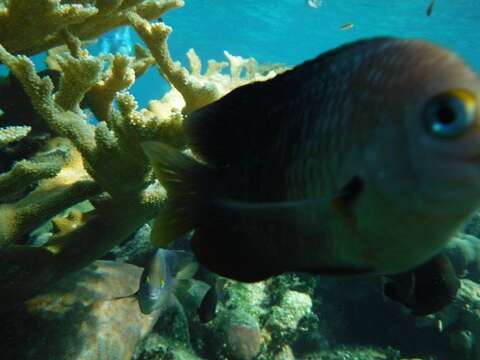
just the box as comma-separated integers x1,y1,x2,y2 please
340,23,354,30
427,0,436,16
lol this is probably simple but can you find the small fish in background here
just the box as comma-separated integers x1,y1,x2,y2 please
384,253,460,316
116,248,199,315
340,22,354,30
197,277,227,323
306,0,322,9
143,35,480,320
426,0,436,16
198,285,217,323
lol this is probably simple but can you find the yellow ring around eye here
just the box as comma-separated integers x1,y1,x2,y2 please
444,88,477,116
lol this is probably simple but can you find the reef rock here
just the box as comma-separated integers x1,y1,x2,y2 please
299,346,401,360
213,310,263,360
445,233,480,281
0,260,160,360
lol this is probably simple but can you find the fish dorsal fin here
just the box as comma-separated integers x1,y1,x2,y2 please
184,66,308,167
185,37,396,168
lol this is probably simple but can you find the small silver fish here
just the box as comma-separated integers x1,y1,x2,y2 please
119,248,199,315
197,277,227,323
340,23,354,31
306,0,322,9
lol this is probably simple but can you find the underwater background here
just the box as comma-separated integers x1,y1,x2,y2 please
2,1,480,359
84,0,480,107
15,0,480,107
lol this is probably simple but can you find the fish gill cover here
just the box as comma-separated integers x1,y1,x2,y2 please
0,1,480,360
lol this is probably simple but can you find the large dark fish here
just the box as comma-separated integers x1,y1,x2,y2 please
384,253,460,316
143,37,480,283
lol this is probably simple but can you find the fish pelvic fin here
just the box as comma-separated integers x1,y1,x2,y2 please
142,141,217,247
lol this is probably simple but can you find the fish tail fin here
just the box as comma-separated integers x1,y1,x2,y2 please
110,290,138,302
142,141,217,247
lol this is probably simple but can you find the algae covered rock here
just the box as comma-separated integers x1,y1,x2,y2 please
266,290,313,334
463,212,480,239
299,346,401,360
221,310,263,360
265,289,314,353
0,260,160,360
445,233,480,281
134,333,203,360
200,309,263,360
449,330,475,359
223,280,270,321
430,279,480,359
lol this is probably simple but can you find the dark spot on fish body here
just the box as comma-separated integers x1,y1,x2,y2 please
331,176,364,219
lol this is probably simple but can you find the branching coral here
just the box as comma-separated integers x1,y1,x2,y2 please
0,3,286,309
0,0,184,55
128,11,282,113
0,125,31,147
0,43,162,305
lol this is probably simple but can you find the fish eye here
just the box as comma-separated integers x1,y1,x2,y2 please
423,89,477,138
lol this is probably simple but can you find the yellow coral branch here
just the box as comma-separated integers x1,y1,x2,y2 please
0,182,165,308
0,0,183,56
128,11,220,113
0,147,65,201
86,55,136,122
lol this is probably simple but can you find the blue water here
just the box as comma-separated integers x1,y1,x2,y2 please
3,0,480,107
133,0,480,107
